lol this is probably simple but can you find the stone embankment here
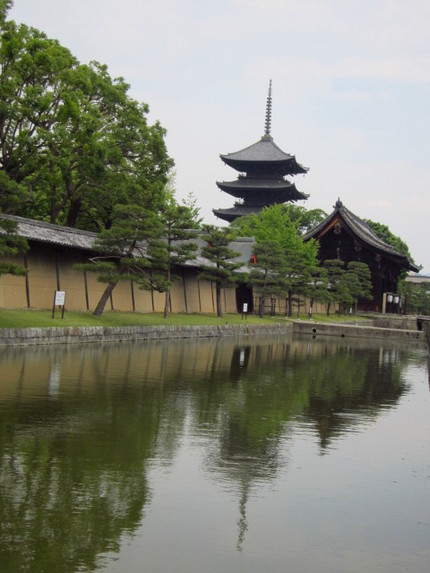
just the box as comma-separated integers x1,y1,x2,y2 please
0,316,428,347
0,323,292,347
419,318,430,347
293,320,425,342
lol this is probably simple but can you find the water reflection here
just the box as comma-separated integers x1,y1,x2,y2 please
0,335,427,572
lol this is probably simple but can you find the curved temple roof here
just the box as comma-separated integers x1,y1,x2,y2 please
220,135,308,175
212,205,266,223
216,179,308,200
303,199,419,272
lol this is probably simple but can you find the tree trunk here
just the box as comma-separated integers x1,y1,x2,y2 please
91,244,135,317
259,295,265,318
66,197,82,228
216,284,223,318
92,280,118,316
164,290,170,319
50,185,59,224
164,258,172,318
288,290,293,317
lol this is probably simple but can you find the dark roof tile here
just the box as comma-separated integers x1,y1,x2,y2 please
303,200,419,271
1,214,255,270
221,135,308,174
0,214,96,250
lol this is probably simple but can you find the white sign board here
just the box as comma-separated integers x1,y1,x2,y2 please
242,303,248,313
54,291,66,306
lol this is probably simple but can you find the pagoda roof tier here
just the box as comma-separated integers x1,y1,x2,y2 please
216,179,308,201
220,134,308,175
213,195,306,222
213,205,265,222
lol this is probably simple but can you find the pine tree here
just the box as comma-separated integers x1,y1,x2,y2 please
284,248,314,317
75,194,201,317
323,259,346,316
308,265,330,315
0,217,28,277
344,261,373,312
75,204,163,316
198,226,243,318
248,240,288,317
146,194,200,318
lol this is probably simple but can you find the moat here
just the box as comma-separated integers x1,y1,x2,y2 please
0,334,429,573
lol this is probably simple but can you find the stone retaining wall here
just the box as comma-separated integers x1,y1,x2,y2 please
0,323,293,347
420,320,430,346
293,320,425,341
1,320,428,348
371,316,419,330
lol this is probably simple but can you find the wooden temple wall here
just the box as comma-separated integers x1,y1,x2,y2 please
314,230,402,313
0,245,238,315
253,295,332,317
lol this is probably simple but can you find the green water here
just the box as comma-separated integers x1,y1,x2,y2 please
0,335,429,573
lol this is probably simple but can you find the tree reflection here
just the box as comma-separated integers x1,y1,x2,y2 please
0,345,166,573
187,337,412,547
0,336,421,570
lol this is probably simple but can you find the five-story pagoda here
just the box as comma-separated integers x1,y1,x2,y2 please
213,82,309,222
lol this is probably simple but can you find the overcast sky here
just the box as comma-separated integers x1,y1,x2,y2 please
10,0,430,273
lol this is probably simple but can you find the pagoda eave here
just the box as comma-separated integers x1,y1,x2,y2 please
216,179,296,191
213,194,309,222
220,156,308,176
216,181,308,202
212,206,260,223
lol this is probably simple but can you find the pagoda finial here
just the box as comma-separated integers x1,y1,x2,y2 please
264,79,272,137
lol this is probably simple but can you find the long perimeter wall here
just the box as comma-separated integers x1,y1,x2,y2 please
1,241,333,317
0,243,238,314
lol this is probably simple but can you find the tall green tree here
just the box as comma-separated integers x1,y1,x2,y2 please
365,220,414,263
0,1,12,23
0,12,77,212
231,204,319,316
232,204,326,237
0,6,172,229
248,240,288,317
399,281,430,315
198,225,243,318
281,204,327,234
28,61,172,230
231,204,318,263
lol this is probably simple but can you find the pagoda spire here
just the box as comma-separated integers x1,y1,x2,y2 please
213,82,309,223
264,79,272,137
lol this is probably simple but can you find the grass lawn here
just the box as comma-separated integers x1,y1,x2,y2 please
0,308,368,329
